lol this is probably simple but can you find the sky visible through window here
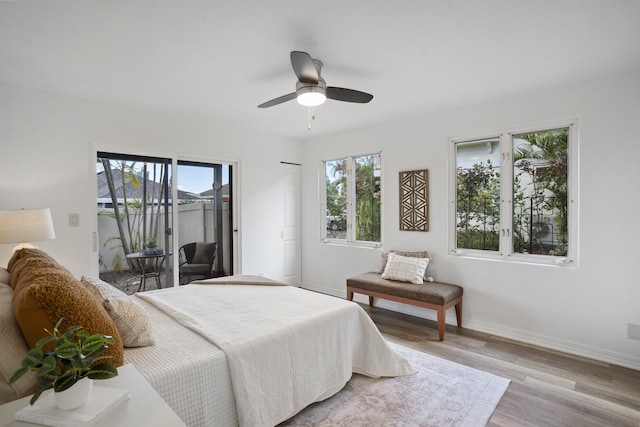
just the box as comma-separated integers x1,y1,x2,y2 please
177,165,229,194
97,161,229,195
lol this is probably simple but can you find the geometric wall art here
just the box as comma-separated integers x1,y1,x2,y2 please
399,169,429,231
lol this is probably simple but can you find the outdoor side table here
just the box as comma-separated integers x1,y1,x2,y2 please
125,252,166,291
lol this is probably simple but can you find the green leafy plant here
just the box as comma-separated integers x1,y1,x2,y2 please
10,318,118,405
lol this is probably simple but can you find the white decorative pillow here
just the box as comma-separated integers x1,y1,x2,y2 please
81,276,154,347
378,250,430,279
381,253,429,285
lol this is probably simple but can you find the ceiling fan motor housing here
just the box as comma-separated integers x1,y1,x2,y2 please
296,58,326,106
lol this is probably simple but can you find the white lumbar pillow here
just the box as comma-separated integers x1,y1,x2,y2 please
381,252,429,285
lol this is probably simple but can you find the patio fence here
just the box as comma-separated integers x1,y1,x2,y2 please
98,201,230,274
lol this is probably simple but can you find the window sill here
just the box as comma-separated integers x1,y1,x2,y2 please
449,250,576,268
322,239,382,249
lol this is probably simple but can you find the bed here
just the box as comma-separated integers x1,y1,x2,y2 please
1,249,414,427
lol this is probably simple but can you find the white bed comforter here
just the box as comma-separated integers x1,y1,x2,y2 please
137,278,414,427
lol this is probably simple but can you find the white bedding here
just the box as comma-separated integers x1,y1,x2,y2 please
137,279,414,427
124,297,237,427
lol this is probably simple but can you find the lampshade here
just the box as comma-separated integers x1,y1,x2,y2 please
0,208,56,248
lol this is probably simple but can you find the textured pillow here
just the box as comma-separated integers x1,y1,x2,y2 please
7,248,58,272
7,249,66,290
8,251,124,366
0,282,38,404
82,276,154,347
379,250,430,278
381,252,430,285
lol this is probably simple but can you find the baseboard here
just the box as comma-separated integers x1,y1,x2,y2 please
301,281,640,372
464,319,640,372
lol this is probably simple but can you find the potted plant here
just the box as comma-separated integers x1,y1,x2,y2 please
10,318,118,409
142,237,162,255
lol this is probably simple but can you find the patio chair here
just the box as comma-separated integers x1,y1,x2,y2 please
179,242,217,284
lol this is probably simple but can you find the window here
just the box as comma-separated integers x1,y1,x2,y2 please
322,152,381,245
450,121,576,265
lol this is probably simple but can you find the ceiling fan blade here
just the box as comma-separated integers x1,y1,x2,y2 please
326,87,373,103
290,51,318,84
257,92,297,108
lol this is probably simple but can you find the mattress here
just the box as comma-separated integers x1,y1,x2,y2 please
124,296,238,427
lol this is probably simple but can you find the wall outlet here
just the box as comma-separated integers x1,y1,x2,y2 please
627,323,640,341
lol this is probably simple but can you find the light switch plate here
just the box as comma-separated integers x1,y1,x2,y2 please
69,213,80,227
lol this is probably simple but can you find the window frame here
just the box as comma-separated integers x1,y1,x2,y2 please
320,150,383,247
448,119,579,266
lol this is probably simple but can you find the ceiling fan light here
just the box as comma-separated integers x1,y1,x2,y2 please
296,87,326,107
297,91,326,107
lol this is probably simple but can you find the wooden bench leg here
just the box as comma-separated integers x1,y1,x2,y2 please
437,307,445,341
346,288,374,306
455,300,462,328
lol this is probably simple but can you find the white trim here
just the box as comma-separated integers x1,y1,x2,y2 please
464,317,640,372
303,279,640,372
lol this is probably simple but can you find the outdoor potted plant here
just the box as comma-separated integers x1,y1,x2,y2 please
10,318,119,410
142,237,163,255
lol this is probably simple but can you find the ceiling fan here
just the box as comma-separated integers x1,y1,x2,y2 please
257,51,374,109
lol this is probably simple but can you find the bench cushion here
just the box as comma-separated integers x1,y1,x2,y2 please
347,272,463,306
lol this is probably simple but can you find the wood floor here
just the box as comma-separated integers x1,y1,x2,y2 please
360,303,640,427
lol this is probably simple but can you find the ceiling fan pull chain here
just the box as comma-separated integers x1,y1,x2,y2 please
308,107,316,130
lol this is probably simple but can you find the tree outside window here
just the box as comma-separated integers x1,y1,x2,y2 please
512,128,568,256
455,139,501,251
453,124,573,262
323,153,381,244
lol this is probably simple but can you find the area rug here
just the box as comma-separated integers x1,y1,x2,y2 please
280,342,510,427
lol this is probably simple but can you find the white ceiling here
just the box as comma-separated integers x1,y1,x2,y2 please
1,0,639,140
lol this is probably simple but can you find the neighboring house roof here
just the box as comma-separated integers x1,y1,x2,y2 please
198,183,230,198
96,170,195,201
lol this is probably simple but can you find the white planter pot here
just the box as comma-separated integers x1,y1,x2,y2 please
54,377,93,411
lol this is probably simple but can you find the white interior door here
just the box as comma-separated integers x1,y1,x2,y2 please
281,162,301,286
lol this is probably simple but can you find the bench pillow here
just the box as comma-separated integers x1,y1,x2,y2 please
379,250,430,278
381,252,429,285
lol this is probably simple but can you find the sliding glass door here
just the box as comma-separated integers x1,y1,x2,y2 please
97,152,173,293
176,160,233,283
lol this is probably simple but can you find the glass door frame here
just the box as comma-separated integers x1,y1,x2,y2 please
96,151,173,289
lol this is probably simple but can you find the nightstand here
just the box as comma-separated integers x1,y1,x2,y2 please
0,364,186,427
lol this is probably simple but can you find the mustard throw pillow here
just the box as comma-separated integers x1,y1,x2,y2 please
8,250,124,366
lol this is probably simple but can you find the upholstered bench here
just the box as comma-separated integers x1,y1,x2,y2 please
347,272,463,341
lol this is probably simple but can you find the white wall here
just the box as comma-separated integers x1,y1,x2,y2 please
300,70,640,370
2,71,638,371
0,83,302,280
